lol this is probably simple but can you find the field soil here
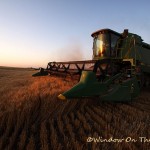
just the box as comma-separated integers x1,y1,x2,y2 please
0,67,150,150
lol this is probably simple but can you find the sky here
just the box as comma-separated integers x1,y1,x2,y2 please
0,0,150,68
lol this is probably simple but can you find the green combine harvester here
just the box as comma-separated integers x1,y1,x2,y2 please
33,29,150,102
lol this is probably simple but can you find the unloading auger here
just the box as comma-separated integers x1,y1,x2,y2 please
34,28,150,102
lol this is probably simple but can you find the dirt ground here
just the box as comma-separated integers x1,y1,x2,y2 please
0,67,150,150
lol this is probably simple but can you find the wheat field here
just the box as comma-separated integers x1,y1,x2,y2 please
0,67,150,150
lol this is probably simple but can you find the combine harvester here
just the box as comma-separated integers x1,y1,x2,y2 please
33,29,150,102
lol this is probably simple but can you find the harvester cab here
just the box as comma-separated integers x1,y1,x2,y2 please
58,28,150,101
92,28,122,60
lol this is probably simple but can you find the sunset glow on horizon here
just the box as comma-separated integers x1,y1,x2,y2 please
0,0,150,68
